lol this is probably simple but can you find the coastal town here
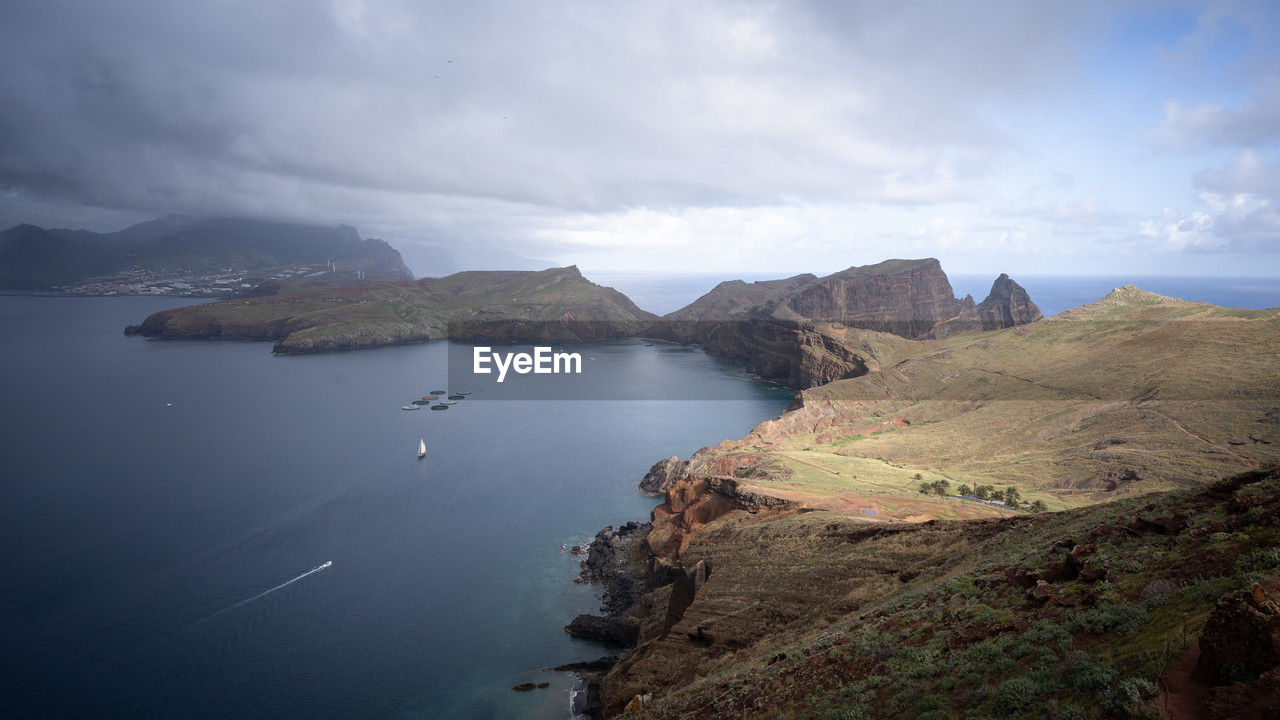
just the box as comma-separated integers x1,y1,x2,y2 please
48,263,349,297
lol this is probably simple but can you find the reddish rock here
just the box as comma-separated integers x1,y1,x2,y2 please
1026,580,1057,605
1208,666,1280,719
1196,585,1280,685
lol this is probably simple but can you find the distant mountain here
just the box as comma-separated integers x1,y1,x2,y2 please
0,216,413,290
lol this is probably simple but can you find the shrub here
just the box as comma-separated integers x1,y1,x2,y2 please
1104,677,1157,717
1067,658,1116,691
991,676,1040,716
1236,548,1280,573
1022,619,1072,653
1043,700,1085,720
1067,604,1149,635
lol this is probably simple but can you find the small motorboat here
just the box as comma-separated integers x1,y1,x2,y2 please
417,438,427,459
421,395,438,401
455,391,472,395
439,399,457,405
447,394,466,400
401,404,422,411
429,390,447,395
411,400,431,406
430,404,449,410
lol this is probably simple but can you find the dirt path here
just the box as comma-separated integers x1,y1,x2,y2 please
1147,408,1258,467
1157,641,1209,720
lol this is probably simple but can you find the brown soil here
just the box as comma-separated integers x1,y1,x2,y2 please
1158,641,1210,720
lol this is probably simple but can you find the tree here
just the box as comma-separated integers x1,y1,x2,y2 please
934,478,951,496
957,484,972,497
1029,500,1047,513
1003,487,1021,504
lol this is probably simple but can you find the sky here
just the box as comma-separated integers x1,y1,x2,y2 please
1,0,1278,277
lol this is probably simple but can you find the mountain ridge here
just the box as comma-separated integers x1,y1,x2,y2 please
0,216,413,291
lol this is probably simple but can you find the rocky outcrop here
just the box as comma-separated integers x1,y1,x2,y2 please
638,457,688,495
580,522,651,615
648,459,793,559
564,614,640,646
977,272,1043,329
1197,584,1280,685
768,258,972,338
650,259,1040,388
1208,666,1280,720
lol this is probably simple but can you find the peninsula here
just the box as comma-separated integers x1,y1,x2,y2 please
126,265,656,354
570,287,1280,718
123,258,1041,389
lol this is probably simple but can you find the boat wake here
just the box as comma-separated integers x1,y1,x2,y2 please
195,561,333,625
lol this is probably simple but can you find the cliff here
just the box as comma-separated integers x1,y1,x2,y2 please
594,466,1280,719
651,259,1041,387
125,265,657,353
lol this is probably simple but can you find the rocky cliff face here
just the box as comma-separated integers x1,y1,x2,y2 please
586,466,1280,719
977,272,1044,330
638,457,689,495
766,259,966,338
651,259,1039,388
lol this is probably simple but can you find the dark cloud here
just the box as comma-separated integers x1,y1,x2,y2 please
0,1,1276,272
0,2,1096,222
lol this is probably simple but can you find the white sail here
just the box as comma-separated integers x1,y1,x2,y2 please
418,439,427,456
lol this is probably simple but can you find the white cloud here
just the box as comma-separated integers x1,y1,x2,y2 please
1138,208,1219,251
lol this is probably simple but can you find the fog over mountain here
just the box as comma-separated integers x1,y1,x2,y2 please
1,1,1277,275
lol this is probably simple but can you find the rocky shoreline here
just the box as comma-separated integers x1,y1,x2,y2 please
561,522,651,718
560,444,798,717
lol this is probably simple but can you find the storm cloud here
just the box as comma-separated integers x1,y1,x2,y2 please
1,1,1277,274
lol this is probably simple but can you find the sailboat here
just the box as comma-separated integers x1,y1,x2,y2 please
417,438,427,459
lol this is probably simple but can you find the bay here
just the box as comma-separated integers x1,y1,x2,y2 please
0,296,792,720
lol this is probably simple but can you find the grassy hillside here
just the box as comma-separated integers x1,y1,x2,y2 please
696,286,1279,515
127,265,657,353
607,466,1280,719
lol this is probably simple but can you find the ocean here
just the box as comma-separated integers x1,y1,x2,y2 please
0,296,791,719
